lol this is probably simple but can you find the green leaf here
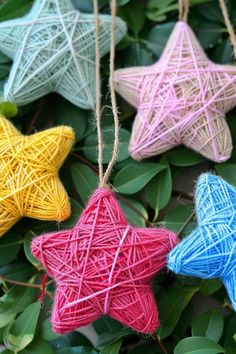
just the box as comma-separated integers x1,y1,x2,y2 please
197,22,223,49
97,328,133,347
200,279,222,296
20,338,53,354
83,128,130,164
118,0,145,34
162,205,195,234
0,0,32,21
224,316,236,347
70,163,98,204
100,340,122,354
0,102,18,118
120,198,148,226
215,164,236,186
165,147,206,166
0,287,34,328
24,231,41,268
158,285,198,339
4,301,41,352
117,0,130,5
0,64,10,79
113,162,166,194
0,233,22,266
53,97,87,142
0,263,35,282
145,163,172,211
60,199,83,228
174,337,225,354
56,348,97,354
145,22,175,56
192,310,224,342
39,318,60,341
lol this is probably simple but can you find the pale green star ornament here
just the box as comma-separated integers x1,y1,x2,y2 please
0,0,127,109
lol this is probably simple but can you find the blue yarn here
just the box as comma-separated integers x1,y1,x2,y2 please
168,173,236,310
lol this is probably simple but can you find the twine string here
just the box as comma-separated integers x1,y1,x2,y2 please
178,0,189,22
219,0,236,58
94,0,103,184
93,0,120,187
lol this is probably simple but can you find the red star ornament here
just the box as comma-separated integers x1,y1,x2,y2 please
31,187,178,334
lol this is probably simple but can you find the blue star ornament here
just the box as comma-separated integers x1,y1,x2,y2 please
168,173,236,310
0,0,126,109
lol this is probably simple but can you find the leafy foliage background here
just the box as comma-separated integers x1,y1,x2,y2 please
0,0,235,353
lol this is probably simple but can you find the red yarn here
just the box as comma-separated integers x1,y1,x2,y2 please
31,187,178,334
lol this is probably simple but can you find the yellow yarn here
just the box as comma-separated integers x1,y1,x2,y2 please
0,115,75,237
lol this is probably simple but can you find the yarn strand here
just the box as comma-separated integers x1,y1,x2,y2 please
102,0,120,186
219,0,236,58
178,0,189,22
93,0,103,184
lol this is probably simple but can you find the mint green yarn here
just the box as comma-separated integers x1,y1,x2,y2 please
0,0,127,109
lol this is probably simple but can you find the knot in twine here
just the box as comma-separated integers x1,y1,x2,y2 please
0,0,126,109
0,115,74,236
31,187,178,334
168,173,236,310
114,21,236,163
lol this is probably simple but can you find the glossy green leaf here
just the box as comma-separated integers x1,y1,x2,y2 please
158,285,198,339
224,316,236,347
192,310,224,342
0,287,34,328
0,233,22,266
24,231,41,268
174,337,225,354
4,301,41,352
118,0,145,34
162,205,195,234
145,164,172,211
120,198,148,226
53,97,87,142
39,318,60,341
145,22,175,56
70,163,98,204
20,338,53,354
215,164,236,186
100,340,122,354
200,279,222,296
0,0,32,20
0,102,18,118
83,128,130,163
0,263,35,282
165,147,206,166
114,162,166,194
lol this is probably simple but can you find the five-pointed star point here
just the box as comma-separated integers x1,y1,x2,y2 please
168,173,236,310
0,115,74,236
32,187,178,334
114,21,236,162
0,0,126,109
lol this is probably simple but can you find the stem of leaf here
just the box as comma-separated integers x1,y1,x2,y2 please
0,274,52,289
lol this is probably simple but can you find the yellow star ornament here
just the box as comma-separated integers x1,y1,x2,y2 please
0,115,75,236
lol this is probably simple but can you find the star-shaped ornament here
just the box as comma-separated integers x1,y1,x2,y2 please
31,187,178,334
114,21,236,162
168,173,236,310
0,0,126,109
0,115,74,236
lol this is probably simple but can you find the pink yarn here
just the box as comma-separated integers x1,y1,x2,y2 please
114,21,236,163
31,187,178,334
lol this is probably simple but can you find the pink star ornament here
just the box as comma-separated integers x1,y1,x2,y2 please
114,21,236,162
31,187,178,334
